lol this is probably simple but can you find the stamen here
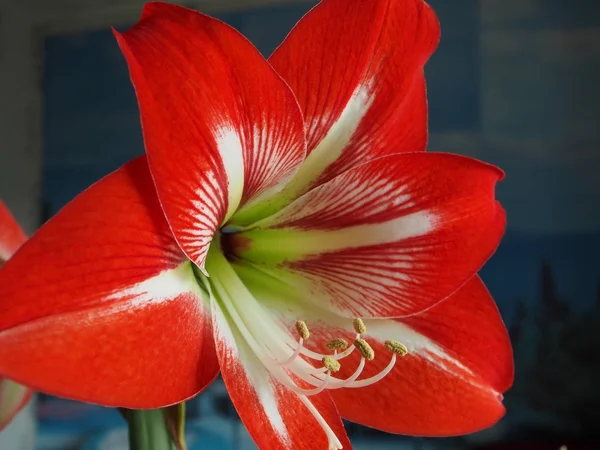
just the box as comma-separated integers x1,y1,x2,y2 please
385,340,408,356
322,355,341,372
325,338,348,351
347,353,397,388
295,320,310,340
286,371,333,396
305,365,330,375
292,336,355,362
277,338,305,366
353,318,367,334
329,357,366,389
344,342,408,388
354,338,375,361
332,334,359,360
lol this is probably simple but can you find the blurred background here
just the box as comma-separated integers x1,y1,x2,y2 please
0,0,599,449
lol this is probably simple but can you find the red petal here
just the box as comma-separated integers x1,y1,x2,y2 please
0,202,32,430
270,0,440,190
317,277,513,436
211,297,352,450
115,2,306,270
0,380,32,431
0,157,218,407
0,201,27,262
234,152,505,318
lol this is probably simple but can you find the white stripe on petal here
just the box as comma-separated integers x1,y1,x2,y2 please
0,262,206,338
244,209,436,262
105,262,203,309
216,126,245,220
280,81,374,198
362,319,497,395
211,296,290,444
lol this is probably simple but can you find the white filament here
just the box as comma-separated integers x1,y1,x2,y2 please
330,357,366,389
277,337,305,366
346,354,397,388
287,371,332,396
299,394,343,450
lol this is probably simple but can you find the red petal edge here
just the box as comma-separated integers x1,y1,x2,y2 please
0,200,27,262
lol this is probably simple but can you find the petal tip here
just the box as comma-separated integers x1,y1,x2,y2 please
495,166,506,181
0,383,33,431
111,26,123,40
198,264,209,278
112,26,129,50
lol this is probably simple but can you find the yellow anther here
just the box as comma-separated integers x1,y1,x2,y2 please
322,355,341,372
354,338,375,361
295,321,310,340
353,318,367,334
325,338,348,351
385,340,408,356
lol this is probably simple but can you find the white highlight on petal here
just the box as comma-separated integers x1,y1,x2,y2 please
252,368,289,444
0,263,204,337
104,262,204,312
282,81,374,196
215,125,245,220
212,298,290,444
297,209,435,252
364,319,498,394
309,82,373,170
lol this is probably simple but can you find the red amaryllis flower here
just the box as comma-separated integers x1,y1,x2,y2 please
0,1,513,448
0,201,32,430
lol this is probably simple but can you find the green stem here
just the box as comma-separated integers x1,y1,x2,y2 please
127,409,173,450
